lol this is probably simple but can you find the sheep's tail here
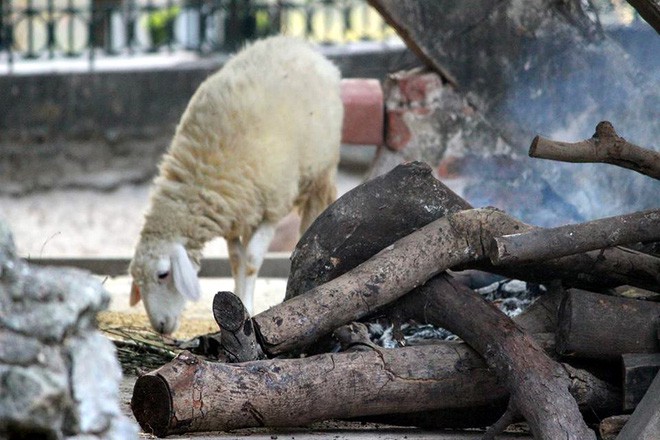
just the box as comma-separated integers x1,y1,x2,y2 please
298,166,337,234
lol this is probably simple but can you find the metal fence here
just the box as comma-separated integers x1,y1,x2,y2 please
0,0,395,70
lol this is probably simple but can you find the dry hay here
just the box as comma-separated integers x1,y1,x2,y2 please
98,311,218,374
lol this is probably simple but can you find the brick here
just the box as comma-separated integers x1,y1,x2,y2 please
384,70,443,151
340,79,384,146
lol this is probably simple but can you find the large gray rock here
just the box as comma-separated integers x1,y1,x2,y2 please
0,220,138,439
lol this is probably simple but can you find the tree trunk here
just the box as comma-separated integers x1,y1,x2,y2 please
366,0,656,151
367,0,660,226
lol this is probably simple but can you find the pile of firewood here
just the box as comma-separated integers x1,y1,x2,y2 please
131,122,659,440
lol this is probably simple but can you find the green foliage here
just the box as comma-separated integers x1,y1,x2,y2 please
147,6,181,47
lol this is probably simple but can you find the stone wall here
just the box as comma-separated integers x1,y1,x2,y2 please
370,67,660,228
0,220,138,438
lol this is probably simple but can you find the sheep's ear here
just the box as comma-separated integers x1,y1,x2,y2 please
171,244,201,301
130,282,141,306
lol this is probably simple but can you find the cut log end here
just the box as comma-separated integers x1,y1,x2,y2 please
213,290,248,331
529,135,541,157
131,374,172,438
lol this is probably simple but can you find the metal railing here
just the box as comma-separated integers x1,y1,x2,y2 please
0,0,396,71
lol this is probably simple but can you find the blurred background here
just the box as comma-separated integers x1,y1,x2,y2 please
0,0,656,260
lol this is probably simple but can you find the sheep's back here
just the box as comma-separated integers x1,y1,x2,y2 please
162,36,343,234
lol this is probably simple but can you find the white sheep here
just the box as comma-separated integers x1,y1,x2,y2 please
128,36,343,334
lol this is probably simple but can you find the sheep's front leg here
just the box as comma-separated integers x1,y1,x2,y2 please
242,222,277,315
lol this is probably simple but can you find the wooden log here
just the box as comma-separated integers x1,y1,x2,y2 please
622,353,660,412
387,274,598,440
131,345,504,436
487,246,660,293
530,121,660,180
255,207,519,356
557,289,660,359
211,291,264,363
286,161,472,299
289,163,660,306
600,415,630,440
131,342,618,437
490,208,660,265
253,208,659,360
616,370,660,440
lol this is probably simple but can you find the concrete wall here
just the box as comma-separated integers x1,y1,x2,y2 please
0,44,419,194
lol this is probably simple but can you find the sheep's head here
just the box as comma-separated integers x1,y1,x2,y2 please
128,240,201,334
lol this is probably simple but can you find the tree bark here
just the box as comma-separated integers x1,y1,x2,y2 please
211,290,264,362
257,205,660,358
556,289,660,359
622,353,660,411
288,163,660,313
286,161,472,300
255,207,510,356
616,370,660,440
386,274,598,439
131,341,617,437
529,121,660,180
471,245,660,293
490,208,660,265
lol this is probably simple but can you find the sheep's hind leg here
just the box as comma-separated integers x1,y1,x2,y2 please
227,238,247,310
242,222,277,316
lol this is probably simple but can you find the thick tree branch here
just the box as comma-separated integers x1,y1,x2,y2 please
490,208,660,265
388,274,598,440
557,289,660,359
131,339,617,437
254,208,511,356
256,206,660,358
530,121,660,180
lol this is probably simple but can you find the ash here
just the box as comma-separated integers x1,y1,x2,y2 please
368,279,545,348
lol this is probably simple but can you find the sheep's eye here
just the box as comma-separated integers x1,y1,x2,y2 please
157,271,169,280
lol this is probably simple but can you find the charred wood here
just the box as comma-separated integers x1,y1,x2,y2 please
622,353,660,412
557,289,660,359
286,161,472,300
616,370,660,440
